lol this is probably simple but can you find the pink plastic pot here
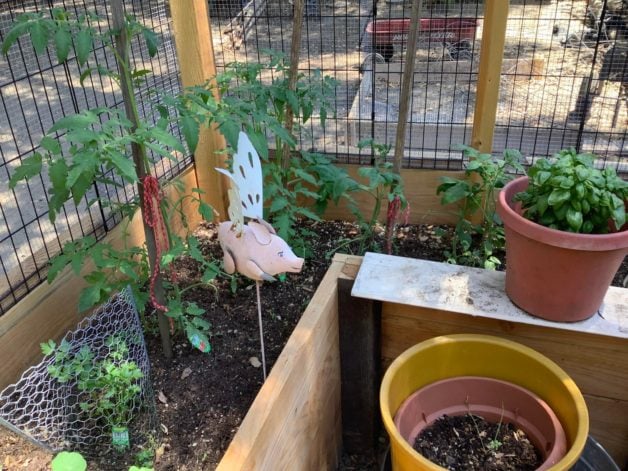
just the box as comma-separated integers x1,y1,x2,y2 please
496,176,628,322
394,376,568,471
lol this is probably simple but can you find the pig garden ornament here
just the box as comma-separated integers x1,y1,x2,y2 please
216,131,304,282
218,220,304,282
216,131,304,380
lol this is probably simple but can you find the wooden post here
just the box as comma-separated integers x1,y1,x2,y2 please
337,278,381,456
169,0,227,217
471,2,509,153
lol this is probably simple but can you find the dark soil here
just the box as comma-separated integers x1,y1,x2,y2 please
0,220,626,470
414,414,542,471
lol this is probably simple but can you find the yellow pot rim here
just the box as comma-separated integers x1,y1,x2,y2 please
380,334,589,470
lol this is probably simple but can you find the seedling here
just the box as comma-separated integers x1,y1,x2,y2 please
437,145,525,269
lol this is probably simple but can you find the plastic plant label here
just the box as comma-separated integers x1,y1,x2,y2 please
112,426,130,449
188,329,211,353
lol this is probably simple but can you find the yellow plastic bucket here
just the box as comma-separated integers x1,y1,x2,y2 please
380,334,589,470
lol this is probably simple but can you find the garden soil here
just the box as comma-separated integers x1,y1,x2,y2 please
0,220,626,471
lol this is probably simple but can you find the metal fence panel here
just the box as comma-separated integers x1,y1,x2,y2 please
0,0,190,315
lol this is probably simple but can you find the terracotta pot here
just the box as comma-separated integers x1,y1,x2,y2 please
394,376,567,471
380,334,589,471
497,176,628,322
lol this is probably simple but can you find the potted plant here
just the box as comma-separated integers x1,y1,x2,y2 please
496,149,628,321
380,334,589,471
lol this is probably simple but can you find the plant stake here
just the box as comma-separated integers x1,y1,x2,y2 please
387,0,423,253
217,132,305,380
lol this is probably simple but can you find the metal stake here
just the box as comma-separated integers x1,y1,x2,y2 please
255,280,267,380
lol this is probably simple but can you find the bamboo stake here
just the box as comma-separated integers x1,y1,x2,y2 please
385,0,422,254
111,0,172,358
255,281,267,380
281,0,305,173
392,0,423,175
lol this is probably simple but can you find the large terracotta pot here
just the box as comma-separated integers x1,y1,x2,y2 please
497,176,628,322
380,335,589,471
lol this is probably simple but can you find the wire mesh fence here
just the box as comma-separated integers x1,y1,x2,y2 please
209,0,626,169
0,287,157,455
0,0,189,315
0,0,626,316
497,0,627,169
210,0,480,167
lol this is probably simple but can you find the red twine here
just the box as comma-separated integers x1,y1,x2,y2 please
384,196,411,255
142,175,169,312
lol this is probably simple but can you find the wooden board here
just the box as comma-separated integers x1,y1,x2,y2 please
352,254,628,341
0,167,203,390
216,254,363,471
169,0,227,216
370,58,544,84
347,117,580,156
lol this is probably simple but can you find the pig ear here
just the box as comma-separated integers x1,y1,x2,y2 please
248,221,272,245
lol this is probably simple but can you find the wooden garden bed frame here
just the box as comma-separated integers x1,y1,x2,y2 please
217,254,628,469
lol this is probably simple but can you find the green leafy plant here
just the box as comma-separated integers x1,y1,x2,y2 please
198,52,351,245
3,5,220,354
514,149,628,233
42,336,143,430
51,451,87,471
437,146,524,269
331,140,406,255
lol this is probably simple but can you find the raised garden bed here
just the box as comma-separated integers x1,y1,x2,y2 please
1,223,626,469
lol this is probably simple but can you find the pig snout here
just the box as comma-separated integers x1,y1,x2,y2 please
266,239,304,276
287,255,304,273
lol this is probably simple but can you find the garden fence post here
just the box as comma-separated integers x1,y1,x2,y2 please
471,1,509,153
169,0,228,217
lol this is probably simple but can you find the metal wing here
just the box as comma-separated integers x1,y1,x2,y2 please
216,131,264,233
228,131,263,220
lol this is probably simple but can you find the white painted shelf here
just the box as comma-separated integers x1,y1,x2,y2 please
352,252,628,339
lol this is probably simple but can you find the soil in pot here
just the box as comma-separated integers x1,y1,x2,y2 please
414,414,542,471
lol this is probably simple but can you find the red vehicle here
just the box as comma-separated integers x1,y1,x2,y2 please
365,18,479,61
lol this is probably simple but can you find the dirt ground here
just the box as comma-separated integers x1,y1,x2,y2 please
0,219,626,470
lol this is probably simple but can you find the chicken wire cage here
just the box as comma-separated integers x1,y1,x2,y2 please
0,287,157,455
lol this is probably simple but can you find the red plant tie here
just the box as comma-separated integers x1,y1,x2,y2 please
142,175,169,312
384,196,411,255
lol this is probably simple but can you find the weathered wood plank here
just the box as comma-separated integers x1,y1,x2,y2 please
353,253,628,340
338,278,381,456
